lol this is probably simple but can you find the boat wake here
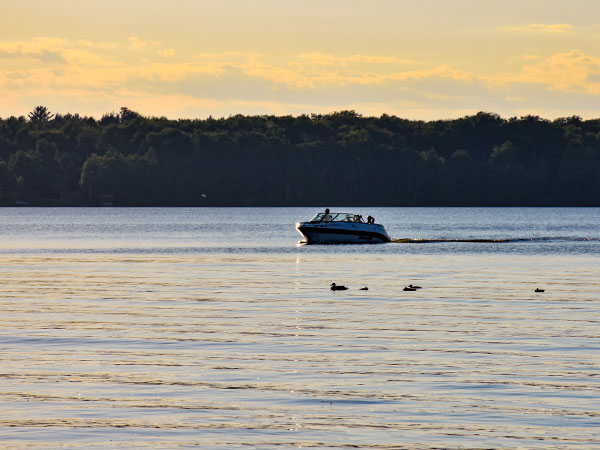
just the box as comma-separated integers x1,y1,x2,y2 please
392,237,600,244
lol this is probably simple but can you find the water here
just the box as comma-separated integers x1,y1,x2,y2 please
0,207,599,449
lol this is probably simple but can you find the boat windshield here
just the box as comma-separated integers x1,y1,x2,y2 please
310,212,365,223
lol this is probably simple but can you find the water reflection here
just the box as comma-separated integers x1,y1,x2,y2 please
0,208,599,449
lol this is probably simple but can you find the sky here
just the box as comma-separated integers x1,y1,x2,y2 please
2,0,600,120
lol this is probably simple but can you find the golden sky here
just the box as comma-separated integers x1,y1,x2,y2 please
2,0,600,120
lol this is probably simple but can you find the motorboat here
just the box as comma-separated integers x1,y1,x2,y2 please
296,211,392,244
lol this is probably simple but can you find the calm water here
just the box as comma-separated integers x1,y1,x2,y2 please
0,207,599,449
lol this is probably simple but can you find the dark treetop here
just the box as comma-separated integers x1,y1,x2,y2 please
1,108,599,206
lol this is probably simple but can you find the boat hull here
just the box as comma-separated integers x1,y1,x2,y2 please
296,222,391,244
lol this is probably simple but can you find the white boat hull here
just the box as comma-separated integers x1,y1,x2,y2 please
296,222,391,244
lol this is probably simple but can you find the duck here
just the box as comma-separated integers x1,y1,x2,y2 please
359,287,368,291
535,288,545,293
403,286,417,292
330,283,348,291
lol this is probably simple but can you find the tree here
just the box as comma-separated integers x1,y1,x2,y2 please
0,158,8,201
1,109,599,206
490,141,518,167
28,106,54,122
119,107,141,122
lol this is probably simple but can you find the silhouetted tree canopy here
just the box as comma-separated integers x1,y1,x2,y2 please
28,106,54,123
0,107,599,206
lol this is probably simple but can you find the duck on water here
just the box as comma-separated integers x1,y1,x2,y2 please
296,209,391,244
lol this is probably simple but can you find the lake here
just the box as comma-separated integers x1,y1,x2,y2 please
0,207,599,449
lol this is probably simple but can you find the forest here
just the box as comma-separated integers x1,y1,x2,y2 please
1,106,599,206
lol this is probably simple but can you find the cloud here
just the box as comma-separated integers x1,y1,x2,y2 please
2,37,600,120
391,65,474,83
0,38,67,64
516,50,600,93
501,23,574,34
159,48,175,57
0,48,66,64
505,96,524,103
0,37,524,99
588,73,600,83
127,36,148,51
77,39,119,50
296,53,414,67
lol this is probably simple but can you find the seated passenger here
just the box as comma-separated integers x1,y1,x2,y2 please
322,208,332,222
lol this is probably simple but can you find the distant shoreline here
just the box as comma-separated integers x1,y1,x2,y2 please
2,110,599,207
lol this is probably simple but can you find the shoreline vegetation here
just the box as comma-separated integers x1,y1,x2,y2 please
1,107,599,207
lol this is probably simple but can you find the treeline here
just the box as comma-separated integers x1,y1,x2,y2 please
1,107,599,206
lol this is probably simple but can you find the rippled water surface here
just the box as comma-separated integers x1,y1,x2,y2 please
1,207,599,449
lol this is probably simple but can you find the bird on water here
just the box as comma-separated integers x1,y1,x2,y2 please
330,283,348,291
535,288,545,293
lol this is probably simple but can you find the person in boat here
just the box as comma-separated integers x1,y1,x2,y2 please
322,208,332,222
353,214,362,222
366,215,375,224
